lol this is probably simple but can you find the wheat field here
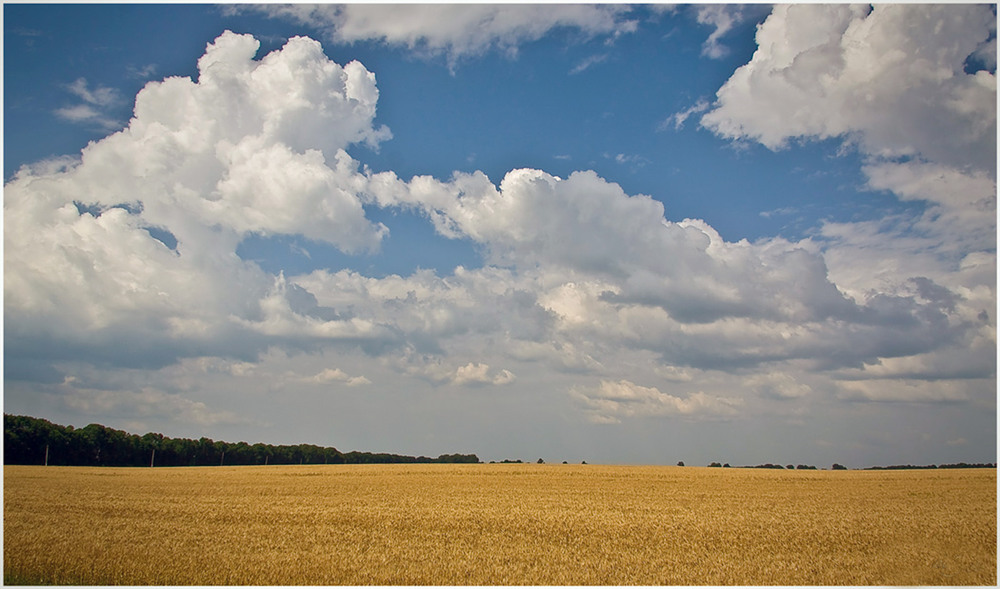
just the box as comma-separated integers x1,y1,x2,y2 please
3,463,995,585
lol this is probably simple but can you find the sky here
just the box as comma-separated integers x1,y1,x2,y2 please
3,3,997,468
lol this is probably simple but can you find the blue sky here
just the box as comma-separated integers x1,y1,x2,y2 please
4,3,997,467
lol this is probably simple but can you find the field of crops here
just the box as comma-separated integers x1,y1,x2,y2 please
3,463,995,585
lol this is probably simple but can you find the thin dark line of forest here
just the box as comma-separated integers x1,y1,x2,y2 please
3,414,479,467
697,461,996,471
4,414,995,470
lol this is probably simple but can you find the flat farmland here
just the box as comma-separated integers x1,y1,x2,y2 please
3,464,995,585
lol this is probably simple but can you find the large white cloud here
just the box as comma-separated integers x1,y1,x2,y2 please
571,379,743,424
700,4,996,245
353,160,988,385
4,32,396,373
249,4,638,67
368,166,865,325
701,5,996,168
697,4,996,330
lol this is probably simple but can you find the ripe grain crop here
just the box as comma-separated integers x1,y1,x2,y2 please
4,464,995,585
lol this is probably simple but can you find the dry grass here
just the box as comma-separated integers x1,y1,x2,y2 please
4,463,995,585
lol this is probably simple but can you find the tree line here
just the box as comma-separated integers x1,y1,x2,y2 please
697,461,994,470
863,463,995,470
3,414,479,467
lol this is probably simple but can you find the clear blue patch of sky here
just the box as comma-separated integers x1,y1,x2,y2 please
5,4,218,176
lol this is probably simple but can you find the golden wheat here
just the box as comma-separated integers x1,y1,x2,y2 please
4,464,995,585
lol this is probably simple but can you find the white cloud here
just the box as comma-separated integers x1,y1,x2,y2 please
745,373,812,400
608,152,648,168
212,142,387,251
55,77,123,130
855,160,997,273
370,168,865,326
385,352,517,387
252,4,637,68
66,77,120,107
306,368,371,387
696,5,744,59
127,64,158,79
570,53,609,75
700,5,996,175
452,362,516,386
571,379,743,423
661,98,710,131
5,32,396,371
54,104,102,122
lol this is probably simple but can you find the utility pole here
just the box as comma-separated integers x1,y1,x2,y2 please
150,448,155,468
44,444,49,466
220,451,225,466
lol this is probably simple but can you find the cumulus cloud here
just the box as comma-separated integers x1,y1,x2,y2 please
355,156,988,393
697,3,997,272
571,379,743,423
5,31,396,376
700,5,996,185
306,368,371,387
386,353,517,387
368,167,863,326
250,4,637,68
452,363,516,386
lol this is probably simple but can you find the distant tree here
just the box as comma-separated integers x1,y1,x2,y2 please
676,461,684,467
832,463,847,470
723,463,730,468
786,465,795,470
562,461,568,464
581,460,587,464
709,462,722,467
435,453,479,463
537,458,545,464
